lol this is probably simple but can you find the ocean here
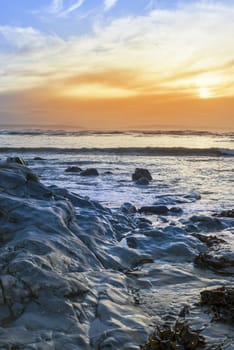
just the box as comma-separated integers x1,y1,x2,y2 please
0,128,234,348
0,128,233,211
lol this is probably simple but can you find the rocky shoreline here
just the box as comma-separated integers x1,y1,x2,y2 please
0,161,233,349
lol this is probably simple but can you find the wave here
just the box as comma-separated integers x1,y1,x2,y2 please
0,147,233,156
0,129,233,137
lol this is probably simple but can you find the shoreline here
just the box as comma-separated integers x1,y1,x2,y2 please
0,159,233,349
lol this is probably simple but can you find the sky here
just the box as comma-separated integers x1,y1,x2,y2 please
0,0,233,130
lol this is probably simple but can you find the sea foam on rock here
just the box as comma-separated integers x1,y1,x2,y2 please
0,162,150,349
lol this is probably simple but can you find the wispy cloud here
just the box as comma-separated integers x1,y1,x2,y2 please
46,0,85,17
61,0,85,16
104,0,118,12
49,0,63,14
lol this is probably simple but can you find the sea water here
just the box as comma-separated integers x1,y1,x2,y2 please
0,128,233,212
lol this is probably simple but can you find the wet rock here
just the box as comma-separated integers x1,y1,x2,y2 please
189,215,225,231
194,251,234,275
139,205,169,215
80,168,99,176
184,191,201,201
126,236,138,249
121,202,137,215
133,217,152,229
104,171,113,175
132,168,152,182
213,209,234,218
193,233,226,247
33,156,45,160
169,207,183,215
135,177,150,185
200,286,234,323
141,321,205,349
65,166,82,173
6,156,26,166
0,162,151,349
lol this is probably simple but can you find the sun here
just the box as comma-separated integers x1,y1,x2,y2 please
198,87,211,99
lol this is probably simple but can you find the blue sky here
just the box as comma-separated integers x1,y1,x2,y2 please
0,0,203,36
0,0,233,129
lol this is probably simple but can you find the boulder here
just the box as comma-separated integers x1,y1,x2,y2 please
120,202,137,215
132,168,152,182
135,177,150,185
65,166,82,173
80,168,99,176
138,205,169,215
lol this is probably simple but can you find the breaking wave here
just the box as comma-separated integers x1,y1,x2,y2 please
0,147,233,156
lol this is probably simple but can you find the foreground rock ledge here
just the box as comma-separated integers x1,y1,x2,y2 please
0,162,150,350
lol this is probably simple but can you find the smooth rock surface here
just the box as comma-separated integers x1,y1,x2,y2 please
0,162,150,349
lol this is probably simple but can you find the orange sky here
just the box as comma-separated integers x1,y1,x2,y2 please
0,1,234,130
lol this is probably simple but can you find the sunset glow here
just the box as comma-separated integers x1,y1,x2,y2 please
198,87,211,99
0,1,233,130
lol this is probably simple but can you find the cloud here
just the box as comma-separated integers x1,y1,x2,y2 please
46,0,85,17
104,0,118,12
1,1,234,100
49,0,63,14
60,0,85,16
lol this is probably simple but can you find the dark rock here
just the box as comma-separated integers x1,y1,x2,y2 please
120,202,137,215
33,157,45,161
141,320,205,350
133,217,152,229
213,209,234,218
6,156,26,166
193,233,226,247
138,205,169,215
126,237,138,249
104,171,113,175
194,251,234,275
189,215,225,231
169,206,183,214
65,166,82,173
132,168,152,182
200,286,234,323
80,168,99,176
135,177,150,185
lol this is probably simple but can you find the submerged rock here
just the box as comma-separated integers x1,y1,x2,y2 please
80,168,99,176
132,168,152,182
